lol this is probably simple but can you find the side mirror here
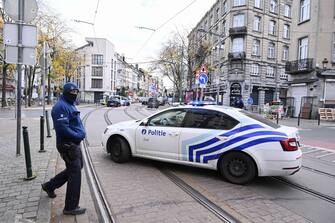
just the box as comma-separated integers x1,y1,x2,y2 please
141,119,149,126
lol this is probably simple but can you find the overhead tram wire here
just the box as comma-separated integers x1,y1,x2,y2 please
133,0,198,58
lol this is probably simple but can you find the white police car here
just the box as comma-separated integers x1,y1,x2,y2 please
102,105,302,184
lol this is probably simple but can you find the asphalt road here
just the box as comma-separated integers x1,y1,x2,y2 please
2,104,335,222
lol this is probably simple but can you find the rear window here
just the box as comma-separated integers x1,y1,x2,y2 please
240,110,280,129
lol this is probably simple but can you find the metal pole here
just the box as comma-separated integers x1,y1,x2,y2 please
276,111,279,124
16,0,24,156
318,112,321,126
42,42,46,116
298,112,301,126
45,110,51,138
22,126,36,180
39,115,46,152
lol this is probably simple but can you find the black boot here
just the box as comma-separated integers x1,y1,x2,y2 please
63,207,86,215
41,183,56,198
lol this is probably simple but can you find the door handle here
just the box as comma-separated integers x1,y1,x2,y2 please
144,138,149,141
169,132,179,137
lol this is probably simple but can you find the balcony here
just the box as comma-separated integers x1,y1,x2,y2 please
285,58,314,74
229,26,247,36
228,51,246,61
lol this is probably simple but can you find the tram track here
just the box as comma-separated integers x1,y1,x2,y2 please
82,107,116,223
127,105,335,206
121,105,238,223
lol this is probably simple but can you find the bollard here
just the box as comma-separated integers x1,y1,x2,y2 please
318,113,321,126
276,112,279,124
39,116,46,153
297,113,301,126
22,126,36,180
45,110,51,138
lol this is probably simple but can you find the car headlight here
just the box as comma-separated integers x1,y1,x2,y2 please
103,128,109,134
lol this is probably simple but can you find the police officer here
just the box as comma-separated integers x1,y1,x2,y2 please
41,82,86,215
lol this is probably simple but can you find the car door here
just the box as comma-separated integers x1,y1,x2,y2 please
135,109,187,160
179,108,240,164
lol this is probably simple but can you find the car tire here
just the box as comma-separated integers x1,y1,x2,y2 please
108,136,131,163
219,152,256,184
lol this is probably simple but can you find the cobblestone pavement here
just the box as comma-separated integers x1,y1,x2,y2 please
0,118,56,222
49,149,98,223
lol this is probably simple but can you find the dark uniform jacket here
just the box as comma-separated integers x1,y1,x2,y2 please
51,85,86,146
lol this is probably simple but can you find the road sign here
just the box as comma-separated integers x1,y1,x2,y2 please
4,0,38,23
199,73,208,85
200,64,208,74
4,23,37,47
247,97,254,105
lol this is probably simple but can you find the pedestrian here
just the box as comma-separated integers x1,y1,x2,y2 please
41,82,86,215
235,97,244,109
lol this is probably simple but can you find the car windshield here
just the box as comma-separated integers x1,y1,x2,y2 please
240,110,280,129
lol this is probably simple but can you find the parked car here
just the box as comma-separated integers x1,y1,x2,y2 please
141,97,149,105
107,98,121,107
147,97,159,108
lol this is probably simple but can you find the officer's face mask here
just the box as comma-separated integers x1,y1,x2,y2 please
64,90,78,103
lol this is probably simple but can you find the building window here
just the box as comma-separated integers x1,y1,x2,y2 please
232,37,244,52
215,8,220,21
269,20,276,35
300,0,310,23
333,33,335,63
251,64,259,76
222,1,228,14
298,37,309,59
268,42,275,59
209,14,213,26
233,14,245,27
270,0,277,13
233,0,245,7
91,79,103,88
222,20,227,36
252,39,260,56
266,66,275,77
92,54,103,65
280,69,288,79
254,0,261,8
282,46,289,61
283,24,290,39
284,4,291,17
253,16,261,31
92,66,103,77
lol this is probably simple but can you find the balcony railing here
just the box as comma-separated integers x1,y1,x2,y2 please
229,26,247,36
285,58,314,74
228,51,246,61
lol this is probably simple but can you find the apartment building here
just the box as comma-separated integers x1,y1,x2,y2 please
286,0,335,118
76,37,117,103
188,0,292,108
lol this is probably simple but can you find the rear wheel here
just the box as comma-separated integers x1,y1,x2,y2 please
108,136,131,163
219,152,256,184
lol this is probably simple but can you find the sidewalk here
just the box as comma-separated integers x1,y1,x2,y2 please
0,117,97,223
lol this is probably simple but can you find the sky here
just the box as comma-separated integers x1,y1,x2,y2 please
44,0,217,65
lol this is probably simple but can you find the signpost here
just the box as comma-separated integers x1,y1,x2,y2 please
198,64,208,101
3,0,38,155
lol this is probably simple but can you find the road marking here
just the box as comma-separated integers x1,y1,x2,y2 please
316,152,335,158
302,149,319,154
302,145,335,152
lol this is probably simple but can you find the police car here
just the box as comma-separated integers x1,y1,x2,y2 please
102,104,302,184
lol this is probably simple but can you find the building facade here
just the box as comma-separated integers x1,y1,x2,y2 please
188,0,292,109
286,0,335,118
76,37,117,103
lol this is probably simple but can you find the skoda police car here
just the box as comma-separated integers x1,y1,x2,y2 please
102,104,302,184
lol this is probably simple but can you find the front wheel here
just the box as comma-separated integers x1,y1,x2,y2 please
219,152,256,184
108,136,131,163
